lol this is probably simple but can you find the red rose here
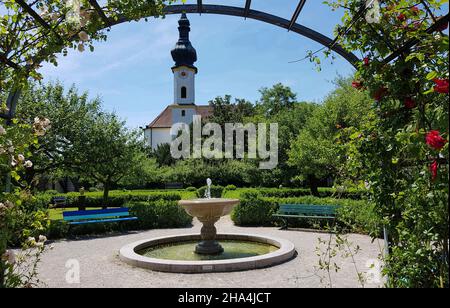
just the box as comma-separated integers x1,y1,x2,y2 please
363,57,370,66
404,97,416,109
373,87,388,101
433,78,449,94
397,13,406,22
429,160,438,181
426,130,448,150
352,81,364,90
410,6,420,15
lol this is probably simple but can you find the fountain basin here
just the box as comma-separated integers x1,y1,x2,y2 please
178,198,240,254
119,233,296,273
178,198,239,218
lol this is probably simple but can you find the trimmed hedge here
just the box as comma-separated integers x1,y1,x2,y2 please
47,200,192,239
230,198,277,226
231,195,380,235
196,185,224,198
223,187,366,200
39,192,182,209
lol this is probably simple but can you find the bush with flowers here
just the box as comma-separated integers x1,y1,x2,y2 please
326,0,448,287
1,115,51,288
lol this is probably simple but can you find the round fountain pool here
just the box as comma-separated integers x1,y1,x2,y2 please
139,240,278,261
119,233,296,273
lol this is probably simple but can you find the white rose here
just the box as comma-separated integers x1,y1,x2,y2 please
18,154,25,162
1,250,16,265
38,235,47,243
24,160,33,168
0,125,6,135
78,31,89,42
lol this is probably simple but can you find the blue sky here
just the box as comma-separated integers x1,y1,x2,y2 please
39,0,358,128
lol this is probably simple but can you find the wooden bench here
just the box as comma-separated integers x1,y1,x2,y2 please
50,196,67,208
165,182,183,189
273,204,339,230
63,208,138,225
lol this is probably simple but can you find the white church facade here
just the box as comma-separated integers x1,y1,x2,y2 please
144,13,212,150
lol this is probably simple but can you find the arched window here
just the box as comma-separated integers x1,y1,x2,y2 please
181,86,187,99
181,110,186,117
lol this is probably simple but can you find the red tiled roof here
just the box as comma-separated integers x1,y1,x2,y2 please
147,105,213,128
147,106,172,128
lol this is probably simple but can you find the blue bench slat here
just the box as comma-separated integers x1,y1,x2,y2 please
68,217,138,225
64,212,130,221
63,208,129,217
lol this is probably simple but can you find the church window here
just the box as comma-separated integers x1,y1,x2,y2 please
181,86,187,98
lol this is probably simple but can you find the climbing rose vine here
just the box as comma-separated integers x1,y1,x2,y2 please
326,0,449,287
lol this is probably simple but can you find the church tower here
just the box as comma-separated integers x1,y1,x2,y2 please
144,13,213,150
171,13,197,105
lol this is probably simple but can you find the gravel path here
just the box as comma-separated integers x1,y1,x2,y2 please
36,216,384,288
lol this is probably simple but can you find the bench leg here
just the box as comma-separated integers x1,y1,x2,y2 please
279,217,289,230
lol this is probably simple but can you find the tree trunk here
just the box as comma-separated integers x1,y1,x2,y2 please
102,182,110,209
308,174,320,197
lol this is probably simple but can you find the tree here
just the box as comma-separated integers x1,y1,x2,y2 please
69,112,142,205
208,95,254,125
256,83,297,117
14,82,102,188
152,143,176,167
288,77,372,195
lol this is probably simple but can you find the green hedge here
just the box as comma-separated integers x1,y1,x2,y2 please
231,198,277,226
196,185,224,198
223,188,366,200
47,200,192,239
231,195,380,235
38,192,182,209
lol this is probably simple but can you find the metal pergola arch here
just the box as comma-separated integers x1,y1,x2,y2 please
1,0,362,122
2,0,448,122
158,4,360,66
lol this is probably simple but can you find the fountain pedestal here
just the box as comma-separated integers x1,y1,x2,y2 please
196,217,223,254
178,198,240,255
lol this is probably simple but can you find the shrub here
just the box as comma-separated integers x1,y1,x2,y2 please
152,200,192,228
36,191,182,209
231,197,277,226
46,200,192,239
225,184,237,191
5,200,50,246
44,190,59,195
231,194,379,235
185,186,197,191
88,187,100,192
125,201,157,229
196,185,224,198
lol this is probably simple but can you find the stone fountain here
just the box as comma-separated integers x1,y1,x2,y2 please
119,178,295,273
178,178,239,254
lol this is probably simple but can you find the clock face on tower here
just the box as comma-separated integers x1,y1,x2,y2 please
179,71,188,79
